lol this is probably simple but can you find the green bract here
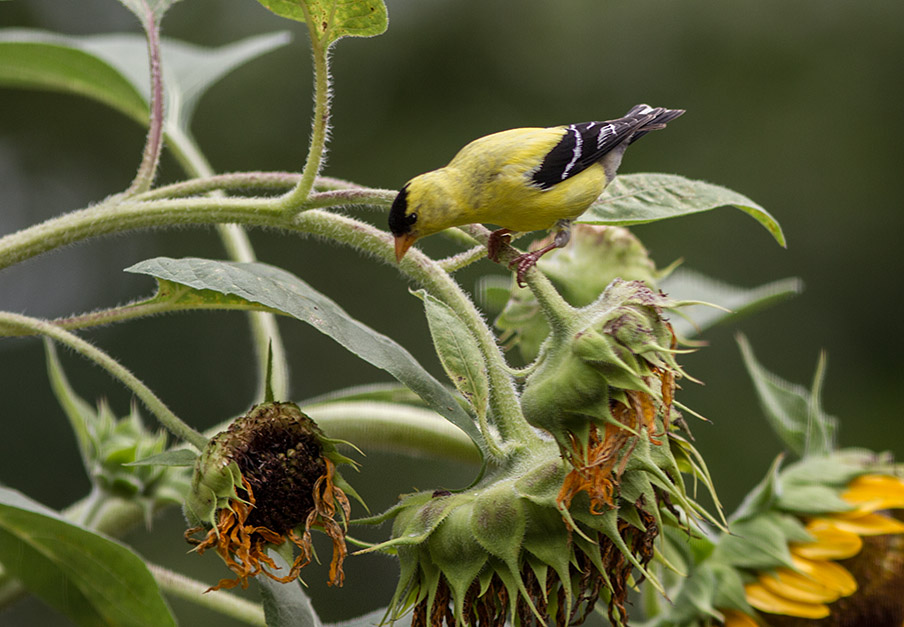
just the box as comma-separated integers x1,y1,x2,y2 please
520,278,686,453
45,340,188,520
182,429,246,530
496,225,664,362
367,424,720,626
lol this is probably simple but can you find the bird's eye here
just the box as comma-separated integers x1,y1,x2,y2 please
406,212,418,225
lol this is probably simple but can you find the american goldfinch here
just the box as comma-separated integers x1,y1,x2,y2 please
388,104,684,285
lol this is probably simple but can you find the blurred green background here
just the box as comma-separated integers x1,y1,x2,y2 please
1,0,902,624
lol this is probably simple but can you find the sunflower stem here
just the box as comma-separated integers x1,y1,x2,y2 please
147,563,267,626
0,313,207,451
281,5,332,209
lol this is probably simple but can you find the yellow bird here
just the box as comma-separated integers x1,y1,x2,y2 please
388,104,684,285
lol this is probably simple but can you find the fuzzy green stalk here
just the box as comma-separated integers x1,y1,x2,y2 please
0,194,535,451
164,120,290,403
147,563,266,626
0,313,207,451
281,4,333,208
126,9,165,196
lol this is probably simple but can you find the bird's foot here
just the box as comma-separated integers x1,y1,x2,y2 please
509,251,543,288
509,241,559,287
486,229,513,262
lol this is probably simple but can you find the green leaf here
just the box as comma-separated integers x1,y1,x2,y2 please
661,268,802,338
0,30,148,123
730,454,783,522
0,29,291,131
581,173,786,247
126,448,198,467
776,483,852,515
126,257,486,457
0,487,175,627
257,0,388,45
715,514,795,571
44,339,97,478
738,335,837,457
416,291,489,424
155,31,293,132
258,550,322,627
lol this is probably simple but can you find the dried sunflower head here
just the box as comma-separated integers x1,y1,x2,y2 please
183,402,358,590
365,404,718,626
520,278,689,461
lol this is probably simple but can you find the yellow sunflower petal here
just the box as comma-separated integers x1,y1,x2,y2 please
745,581,830,618
792,522,863,560
759,567,845,604
842,474,904,510
721,608,760,627
790,554,857,596
827,511,904,536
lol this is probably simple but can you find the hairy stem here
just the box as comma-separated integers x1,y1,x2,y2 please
0,193,537,449
0,313,207,451
0,189,393,272
148,563,267,626
164,125,291,402
282,10,332,207
126,10,165,195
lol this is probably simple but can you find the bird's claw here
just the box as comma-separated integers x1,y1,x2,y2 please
509,252,541,288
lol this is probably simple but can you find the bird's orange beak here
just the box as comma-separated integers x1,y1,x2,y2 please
394,233,417,263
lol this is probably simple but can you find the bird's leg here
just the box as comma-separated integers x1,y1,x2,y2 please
510,222,572,288
486,228,514,262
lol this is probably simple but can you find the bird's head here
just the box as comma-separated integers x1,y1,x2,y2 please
388,171,456,262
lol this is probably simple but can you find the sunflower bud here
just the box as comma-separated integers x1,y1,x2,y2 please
184,402,358,590
91,402,184,505
495,225,662,362
520,279,684,457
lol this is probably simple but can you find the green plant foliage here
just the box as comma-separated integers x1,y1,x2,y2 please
0,30,148,124
0,30,290,131
45,341,188,515
256,0,388,45
0,488,175,627
258,551,322,627
582,173,786,247
738,334,837,457
126,257,487,457
661,269,803,338
416,290,489,427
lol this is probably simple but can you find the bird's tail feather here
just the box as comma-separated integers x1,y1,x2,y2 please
625,104,685,144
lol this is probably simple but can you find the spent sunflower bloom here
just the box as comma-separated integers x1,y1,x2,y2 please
365,432,717,627
362,273,721,626
183,401,360,590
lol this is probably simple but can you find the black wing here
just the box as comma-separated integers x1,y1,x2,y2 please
531,104,684,190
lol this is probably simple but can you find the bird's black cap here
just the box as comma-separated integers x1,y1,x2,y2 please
388,184,414,236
